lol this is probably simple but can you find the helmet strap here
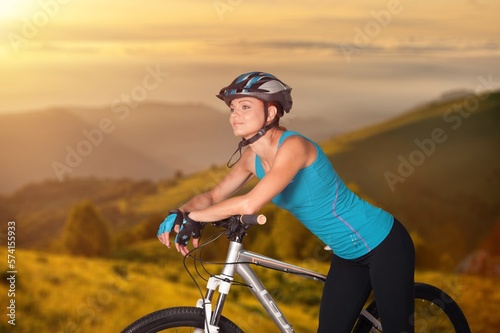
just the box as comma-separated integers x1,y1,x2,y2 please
226,102,277,168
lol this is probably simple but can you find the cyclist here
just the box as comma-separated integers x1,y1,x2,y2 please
157,71,415,333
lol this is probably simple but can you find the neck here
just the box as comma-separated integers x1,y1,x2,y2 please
248,126,282,158
249,127,284,171
226,122,278,168
238,122,273,145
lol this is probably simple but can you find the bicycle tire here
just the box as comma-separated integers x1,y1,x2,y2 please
353,282,470,333
121,306,243,333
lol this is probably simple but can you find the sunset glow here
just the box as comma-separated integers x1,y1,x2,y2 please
0,0,36,19
0,0,499,115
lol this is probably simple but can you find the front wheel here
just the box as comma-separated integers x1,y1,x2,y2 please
121,306,243,333
353,282,471,332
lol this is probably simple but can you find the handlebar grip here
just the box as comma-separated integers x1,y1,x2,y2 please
240,214,267,225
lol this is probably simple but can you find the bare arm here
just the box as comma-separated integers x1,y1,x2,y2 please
189,136,316,222
158,151,254,251
179,151,255,214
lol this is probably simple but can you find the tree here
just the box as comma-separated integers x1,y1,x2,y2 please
62,200,112,257
115,213,163,248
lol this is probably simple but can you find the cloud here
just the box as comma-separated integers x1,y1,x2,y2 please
1,0,499,115
229,37,500,58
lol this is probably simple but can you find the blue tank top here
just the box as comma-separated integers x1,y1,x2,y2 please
255,131,394,259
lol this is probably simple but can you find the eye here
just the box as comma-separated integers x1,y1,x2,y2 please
242,104,251,110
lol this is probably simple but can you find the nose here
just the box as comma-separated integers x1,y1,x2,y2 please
229,110,238,125
230,109,241,118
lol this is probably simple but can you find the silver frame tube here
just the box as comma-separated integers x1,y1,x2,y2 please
234,249,326,332
205,241,381,333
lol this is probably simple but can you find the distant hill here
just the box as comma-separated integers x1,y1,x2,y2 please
0,102,334,194
323,90,500,268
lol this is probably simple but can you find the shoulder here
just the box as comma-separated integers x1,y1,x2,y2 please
279,131,315,146
279,131,316,152
276,133,317,168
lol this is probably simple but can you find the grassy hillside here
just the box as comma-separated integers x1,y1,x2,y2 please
1,243,498,333
0,178,159,248
322,91,500,269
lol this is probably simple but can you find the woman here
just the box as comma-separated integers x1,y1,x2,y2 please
157,71,415,332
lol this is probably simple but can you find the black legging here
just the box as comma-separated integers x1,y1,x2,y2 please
318,219,415,333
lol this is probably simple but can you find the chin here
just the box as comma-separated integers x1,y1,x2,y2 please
232,128,245,137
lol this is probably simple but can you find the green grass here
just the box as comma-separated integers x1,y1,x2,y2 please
1,244,498,333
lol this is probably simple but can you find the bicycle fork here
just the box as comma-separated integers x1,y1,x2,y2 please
195,275,232,332
195,241,297,333
195,242,241,333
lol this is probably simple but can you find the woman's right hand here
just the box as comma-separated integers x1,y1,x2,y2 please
157,209,184,248
174,213,204,256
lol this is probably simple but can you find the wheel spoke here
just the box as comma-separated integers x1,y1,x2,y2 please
415,299,455,332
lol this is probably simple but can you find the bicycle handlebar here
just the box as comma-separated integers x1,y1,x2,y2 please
210,214,266,242
240,214,267,225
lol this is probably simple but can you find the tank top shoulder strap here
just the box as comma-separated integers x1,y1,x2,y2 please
277,130,302,148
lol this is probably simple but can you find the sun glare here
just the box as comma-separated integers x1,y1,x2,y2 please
0,0,38,19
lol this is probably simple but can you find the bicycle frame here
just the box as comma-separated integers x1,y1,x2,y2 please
196,240,382,333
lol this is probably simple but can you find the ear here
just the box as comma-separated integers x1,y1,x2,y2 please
267,104,278,122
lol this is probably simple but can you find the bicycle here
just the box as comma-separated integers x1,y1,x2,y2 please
122,214,471,333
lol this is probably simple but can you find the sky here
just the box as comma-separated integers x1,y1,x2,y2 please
1,0,499,131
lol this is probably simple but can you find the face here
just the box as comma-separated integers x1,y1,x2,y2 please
228,97,267,139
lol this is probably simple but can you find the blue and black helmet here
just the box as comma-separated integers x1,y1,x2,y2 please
217,71,293,115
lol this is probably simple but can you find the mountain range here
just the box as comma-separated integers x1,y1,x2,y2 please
0,102,335,194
